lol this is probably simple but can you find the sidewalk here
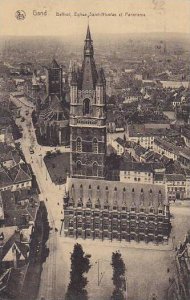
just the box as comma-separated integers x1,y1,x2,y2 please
170,200,190,207
61,236,173,252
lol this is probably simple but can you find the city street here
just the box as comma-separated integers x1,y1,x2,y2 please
15,107,65,300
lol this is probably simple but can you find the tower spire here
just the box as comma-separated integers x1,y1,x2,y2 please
84,22,93,57
86,18,91,41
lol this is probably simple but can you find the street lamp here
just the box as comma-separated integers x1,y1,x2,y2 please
94,259,110,286
95,260,101,286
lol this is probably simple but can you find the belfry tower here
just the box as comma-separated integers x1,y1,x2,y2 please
70,25,107,179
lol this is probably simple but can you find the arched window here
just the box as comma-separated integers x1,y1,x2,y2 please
76,160,82,175
92,162,98,177
76,137,82,152
92,138,98,153
83,98,90,115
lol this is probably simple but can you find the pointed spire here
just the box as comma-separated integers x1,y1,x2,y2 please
84,23,94,57
86,24,92,41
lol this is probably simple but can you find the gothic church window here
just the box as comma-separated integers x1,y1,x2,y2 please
76,160,82,175
76,137,82,152
92,138,98,153
92,162,98,177
83,98,90,115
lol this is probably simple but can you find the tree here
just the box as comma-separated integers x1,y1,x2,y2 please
111,251,126,300
65,243,91,300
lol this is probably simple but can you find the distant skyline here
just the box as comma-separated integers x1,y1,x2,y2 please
0,0,190,37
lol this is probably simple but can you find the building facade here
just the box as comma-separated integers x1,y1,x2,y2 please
69,26,107,179
63,26,171,244
166,174,186,201
64,178,170,243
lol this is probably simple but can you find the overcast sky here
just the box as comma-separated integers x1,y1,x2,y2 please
0,0,190,37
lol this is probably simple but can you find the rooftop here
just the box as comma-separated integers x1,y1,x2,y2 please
166,174,186,182
65,177,168,210
128,124,168,137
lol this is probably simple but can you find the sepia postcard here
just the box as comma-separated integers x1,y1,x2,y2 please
0,1,190,300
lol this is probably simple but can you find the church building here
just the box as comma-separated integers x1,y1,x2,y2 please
63,26,171,243
36,59,70,146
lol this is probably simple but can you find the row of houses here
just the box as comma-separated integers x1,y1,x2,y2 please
0,138,40,298
110,136,190,200
0,143,32,193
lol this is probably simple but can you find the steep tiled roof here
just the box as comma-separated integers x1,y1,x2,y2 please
65,177,168,210
134,144,147,157
14,241,29,259
9,164,31,183
0,144,23,167
154,174,164,181
1,190,38,227
115,137,126,147
166,174,186,182
120,162,153,172
39,95,69,123
0,168,13,188
0,266,27,297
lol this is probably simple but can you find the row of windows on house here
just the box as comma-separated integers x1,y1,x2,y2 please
76,137,98,153
167,181,185,185
0,181,30,191
123,171,152,176
123,176,152,182
167,187,186,192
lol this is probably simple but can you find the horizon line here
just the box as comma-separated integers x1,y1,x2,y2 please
0,31,189,38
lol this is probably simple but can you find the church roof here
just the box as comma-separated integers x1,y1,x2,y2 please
49,95,65,112
65,178,168,211
39,95,69,122
50,58,60,69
